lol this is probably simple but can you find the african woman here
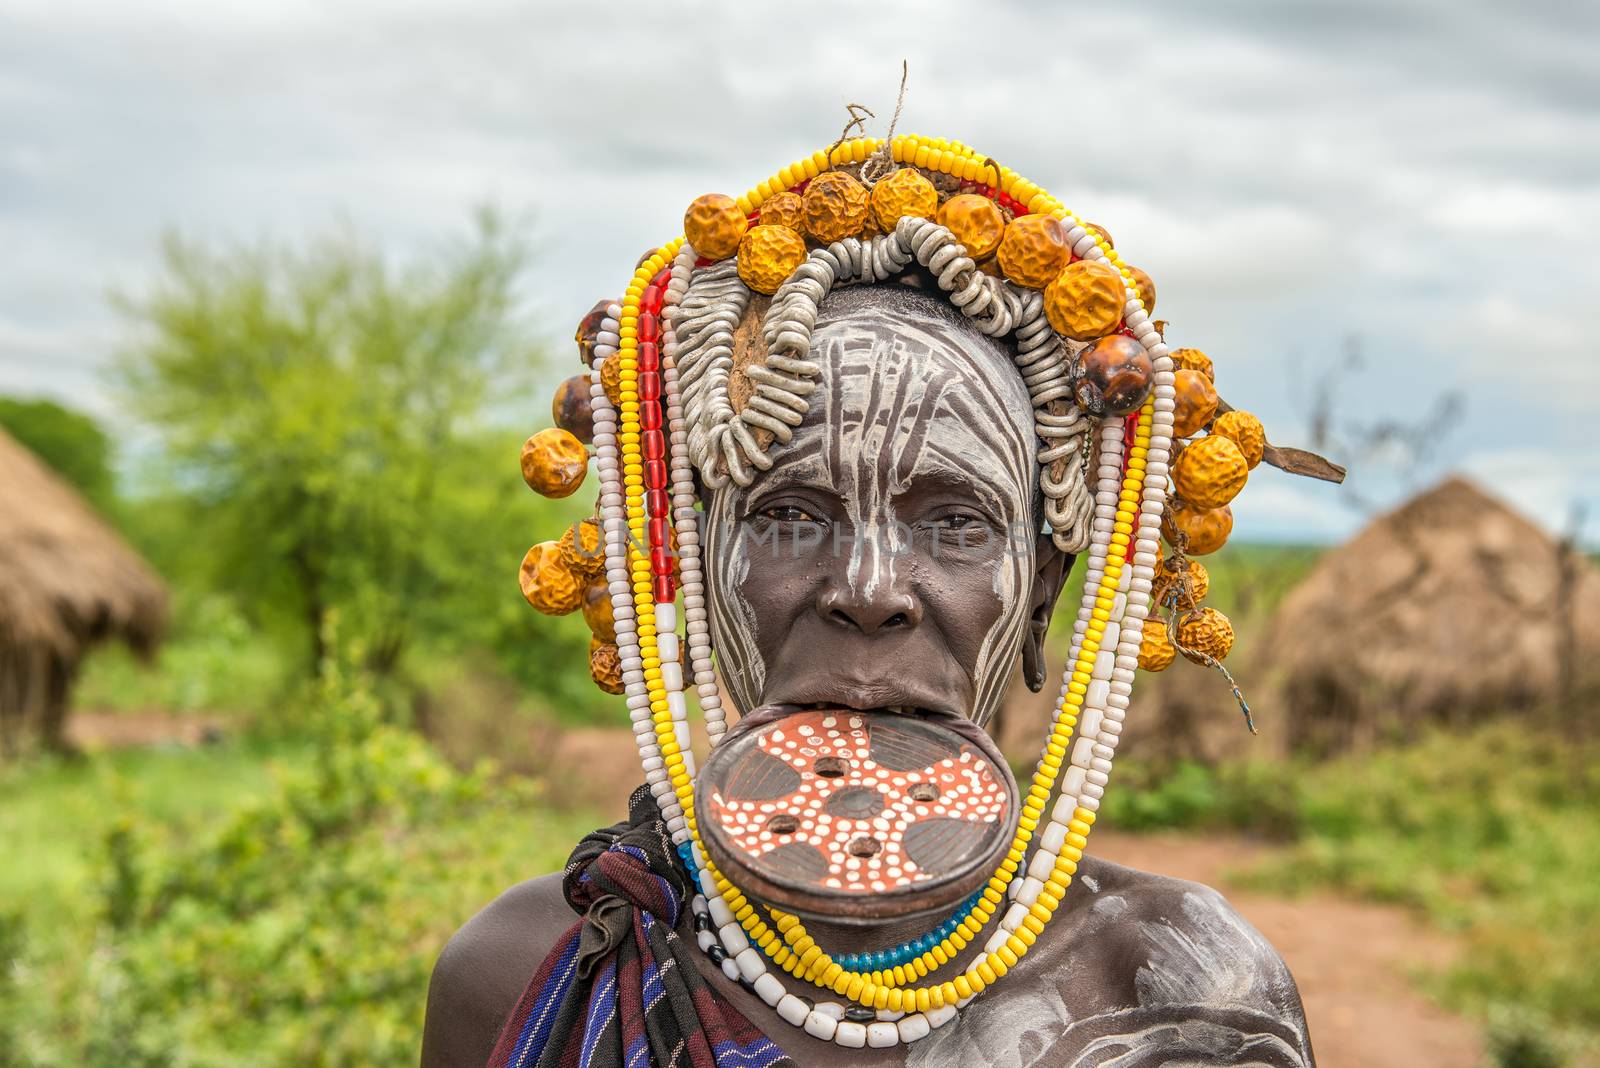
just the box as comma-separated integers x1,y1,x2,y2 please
423,131,1323,1067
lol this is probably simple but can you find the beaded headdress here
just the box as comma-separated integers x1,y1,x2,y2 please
515,132,1333,1051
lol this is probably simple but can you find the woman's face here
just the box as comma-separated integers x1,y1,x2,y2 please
702,286,1047,726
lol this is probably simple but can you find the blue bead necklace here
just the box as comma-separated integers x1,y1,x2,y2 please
677,840,983,972
829,889,985,971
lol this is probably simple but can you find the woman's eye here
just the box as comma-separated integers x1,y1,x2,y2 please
933,513,981,531
761,505,818,523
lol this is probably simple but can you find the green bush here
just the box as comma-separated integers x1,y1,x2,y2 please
4,640,602,1066
0,396,116,512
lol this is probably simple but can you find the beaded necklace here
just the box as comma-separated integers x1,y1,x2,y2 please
520,132,1256,1051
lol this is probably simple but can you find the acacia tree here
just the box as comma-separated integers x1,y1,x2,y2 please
115,211,542,681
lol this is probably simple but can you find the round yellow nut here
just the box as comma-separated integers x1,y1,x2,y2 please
683,193,748,260
1177,606,1234,664
870,167,938,231
589,637,625,694
520,428,587,499
1152,556,1210,611
1162,501,1233,556
803,171,871,243
1173,435,1249,511
598,353,624,408
1172,368,1220,437
737,224,808,295
1212,409,1266,469
936,194,1006,260
760,191,806,231
557,516,605,579
581,582,616,642
997,214,1072,289
1138,615,1177,672
519,541,584,615
1044,259,1126,340
1170,347,1214,381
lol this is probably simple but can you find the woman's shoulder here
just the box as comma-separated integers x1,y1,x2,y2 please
1061,855,1314,1064
907,856,1314,1067
421,874,571,1068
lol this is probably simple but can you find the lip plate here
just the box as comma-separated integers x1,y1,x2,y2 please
695,706,1018,925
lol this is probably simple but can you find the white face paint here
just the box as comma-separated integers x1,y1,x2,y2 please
701,284,1040,724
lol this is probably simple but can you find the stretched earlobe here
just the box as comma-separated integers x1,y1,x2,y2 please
1022,535,1076,693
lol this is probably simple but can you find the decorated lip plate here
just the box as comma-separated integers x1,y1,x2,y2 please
695,707,1018,924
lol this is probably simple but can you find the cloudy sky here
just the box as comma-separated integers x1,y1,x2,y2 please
2,0,1595,541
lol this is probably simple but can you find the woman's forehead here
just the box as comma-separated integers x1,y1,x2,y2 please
757,295,1036,503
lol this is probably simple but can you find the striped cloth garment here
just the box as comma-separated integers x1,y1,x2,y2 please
486,787,796,1068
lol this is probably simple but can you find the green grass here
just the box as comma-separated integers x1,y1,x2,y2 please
0,724,604,1066
0,740,304,942
1103,720,1600,1065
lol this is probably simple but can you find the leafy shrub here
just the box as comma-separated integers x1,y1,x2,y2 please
7,639,600,1067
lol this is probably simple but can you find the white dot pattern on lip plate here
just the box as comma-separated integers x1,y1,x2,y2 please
708,712,1007,893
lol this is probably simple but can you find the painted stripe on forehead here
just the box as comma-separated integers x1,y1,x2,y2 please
808,312,1036,501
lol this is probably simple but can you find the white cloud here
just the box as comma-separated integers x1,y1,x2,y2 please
0,0,1592,536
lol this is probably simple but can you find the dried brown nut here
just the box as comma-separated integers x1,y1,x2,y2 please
575,299,610,367
519,541,584,615
1178,606,1234,664
1212,410,1265,469
997,214,1071,289
599,353,624,407
1125,265,1156,316
737,224,808,295
869,167,938,231
520,428,588,499
1173,435,1248,510
684,193,748,260
1045,260,1126,340
1152,556,1210,610
760,191,806,231
803,171,871,244
1076,335,1154,417
551,374,595,444
1138,615,1177,671
582,582,616,642
558,517,605,579
1170,347,1214,381
936,194,1006,260
589,638,625,694
1162,500,1233,556
1172,369,1220,437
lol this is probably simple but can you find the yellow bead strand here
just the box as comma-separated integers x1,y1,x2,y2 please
617,138,1162,1009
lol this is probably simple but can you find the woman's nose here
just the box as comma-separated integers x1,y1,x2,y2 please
815,582,923,635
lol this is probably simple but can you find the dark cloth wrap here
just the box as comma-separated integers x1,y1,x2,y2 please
485,786,796,1068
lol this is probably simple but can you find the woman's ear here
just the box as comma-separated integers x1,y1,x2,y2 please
1022,534,1076,693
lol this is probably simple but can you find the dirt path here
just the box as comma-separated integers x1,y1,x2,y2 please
66,709,228,749
1092,832,1481,1068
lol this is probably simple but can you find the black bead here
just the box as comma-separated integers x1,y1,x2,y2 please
844,1005,876,1023
799,994,815,1010
708,945,728,964
738,977,758,993
694,913,713,933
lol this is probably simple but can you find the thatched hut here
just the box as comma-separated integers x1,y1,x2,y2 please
1266,476,1600,756
0,427,167,755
